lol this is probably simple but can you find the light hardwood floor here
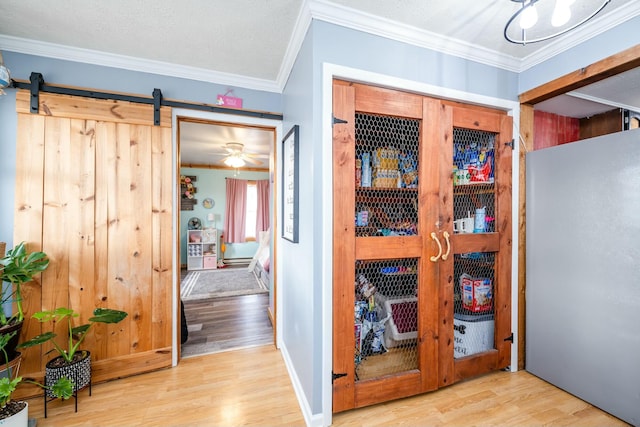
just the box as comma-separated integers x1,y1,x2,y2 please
26,345,627,427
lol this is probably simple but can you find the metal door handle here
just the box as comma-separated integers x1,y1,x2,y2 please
430,232,442,262
441,231,451,261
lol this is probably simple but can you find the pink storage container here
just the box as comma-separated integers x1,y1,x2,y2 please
203,256,217,269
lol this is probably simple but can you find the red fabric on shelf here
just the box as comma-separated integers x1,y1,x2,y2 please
391,301,417,334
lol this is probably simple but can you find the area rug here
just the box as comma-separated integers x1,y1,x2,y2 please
181,268,267,301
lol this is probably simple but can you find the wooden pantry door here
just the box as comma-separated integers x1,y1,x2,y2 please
332,80,442,412
438,102,513,387
13,90,173,386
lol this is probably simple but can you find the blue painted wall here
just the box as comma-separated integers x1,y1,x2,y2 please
313,21,519,101
279,22,318,412
179,167,269,265
519,16,640,93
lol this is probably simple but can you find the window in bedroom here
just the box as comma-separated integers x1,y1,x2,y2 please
245,181,257,241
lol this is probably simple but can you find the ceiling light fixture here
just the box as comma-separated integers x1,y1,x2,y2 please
504,0,610,45
224,155,245,168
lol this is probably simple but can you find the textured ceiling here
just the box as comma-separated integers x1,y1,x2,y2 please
179,120,273,168
1,0,637,85
1,0,639,166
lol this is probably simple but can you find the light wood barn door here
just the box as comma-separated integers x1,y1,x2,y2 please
13,91,173,388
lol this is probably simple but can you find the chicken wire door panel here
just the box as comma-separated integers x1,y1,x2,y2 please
354,113,420,237
453,252,496,358
354,258,419,382
437,104,513,387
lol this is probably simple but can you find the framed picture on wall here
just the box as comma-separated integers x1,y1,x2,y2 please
282,125,299,243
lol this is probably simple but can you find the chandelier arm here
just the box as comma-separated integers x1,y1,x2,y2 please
504,0,611,45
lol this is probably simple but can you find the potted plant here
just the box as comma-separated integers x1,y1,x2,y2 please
18,307,127,399
0,242,49,365
0,331,73,426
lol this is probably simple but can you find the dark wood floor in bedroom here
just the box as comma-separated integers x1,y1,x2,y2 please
180,266,274,357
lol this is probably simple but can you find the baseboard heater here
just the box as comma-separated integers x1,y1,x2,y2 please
223,257,252,265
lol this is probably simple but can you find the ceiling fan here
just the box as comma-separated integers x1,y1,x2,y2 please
216,142,265,168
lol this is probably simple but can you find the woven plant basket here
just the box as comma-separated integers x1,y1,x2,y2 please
45,351,91,398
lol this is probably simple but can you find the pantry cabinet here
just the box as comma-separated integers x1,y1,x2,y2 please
332,80,512,412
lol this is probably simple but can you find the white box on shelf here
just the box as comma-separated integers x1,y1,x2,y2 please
187,257,202,270
453,312,494,358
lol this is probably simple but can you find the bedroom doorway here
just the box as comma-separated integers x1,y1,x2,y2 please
176,112,281,358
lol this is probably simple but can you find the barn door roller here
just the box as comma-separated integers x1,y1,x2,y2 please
30,72,43,113
11,71,283,124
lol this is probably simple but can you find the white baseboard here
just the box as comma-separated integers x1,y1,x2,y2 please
223,257,252,265
280,343,325,427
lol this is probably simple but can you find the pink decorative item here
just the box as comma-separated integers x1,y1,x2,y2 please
217,90,243,108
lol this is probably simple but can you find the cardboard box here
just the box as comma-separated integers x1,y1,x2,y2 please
459,274,492,312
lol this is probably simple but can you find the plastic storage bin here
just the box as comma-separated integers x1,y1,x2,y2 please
203,256,217,269
375,294,418,348
453,312,494,358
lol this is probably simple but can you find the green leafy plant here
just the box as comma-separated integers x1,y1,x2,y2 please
0,376,74,410
0,331,73,418
18,307,128,363
0,376,22,410
0,241,49,325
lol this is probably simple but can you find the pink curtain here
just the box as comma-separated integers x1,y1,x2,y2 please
224,178,247,243
256,179,270,237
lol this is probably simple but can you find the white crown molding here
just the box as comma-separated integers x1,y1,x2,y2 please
519,1,640,71
276,0,314,91
0,34,281,93
307,0,523,72
567,90,640,114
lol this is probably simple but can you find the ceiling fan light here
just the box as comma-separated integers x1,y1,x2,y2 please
224,155,245,168
519,2,538,29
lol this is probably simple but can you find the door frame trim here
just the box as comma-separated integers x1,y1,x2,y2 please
170,108,283,366
321,62,521,426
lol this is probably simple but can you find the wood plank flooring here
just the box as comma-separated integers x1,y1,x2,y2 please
24,267,627,425
26,345,628,426
181,293,273,357
180,265,273,357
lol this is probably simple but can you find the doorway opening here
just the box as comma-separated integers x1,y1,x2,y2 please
176,114,281,358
